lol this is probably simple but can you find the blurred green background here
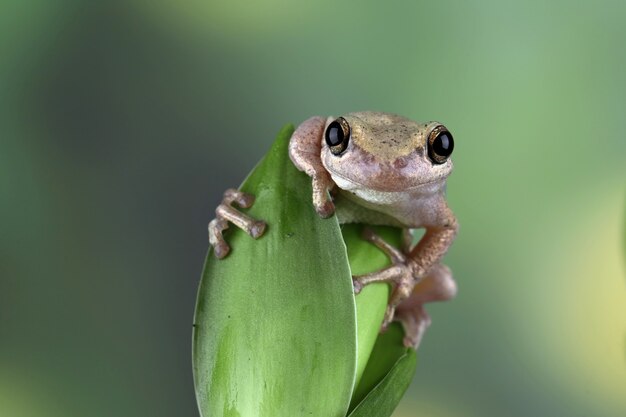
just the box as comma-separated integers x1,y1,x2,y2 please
1,1,625,416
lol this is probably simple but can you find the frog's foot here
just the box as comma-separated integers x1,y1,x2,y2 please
208,188,266,259
352,227,419,331
394,305,431,349
394,263,457,349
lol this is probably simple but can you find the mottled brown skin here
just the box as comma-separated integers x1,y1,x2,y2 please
208,112,458,349
290,112,458,348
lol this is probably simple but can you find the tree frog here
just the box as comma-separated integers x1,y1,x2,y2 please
208,112,458,348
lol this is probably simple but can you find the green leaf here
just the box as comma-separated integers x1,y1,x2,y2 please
344,225,418,416
193,125,357,417
342,224,402,392
347,329,417,417
350,323,412,411
344,224,417,415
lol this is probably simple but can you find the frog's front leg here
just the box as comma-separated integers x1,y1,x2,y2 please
208,188,266,259
289,116,336,218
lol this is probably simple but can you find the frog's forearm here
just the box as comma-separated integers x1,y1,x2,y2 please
289,116,336,217
288,116,326,170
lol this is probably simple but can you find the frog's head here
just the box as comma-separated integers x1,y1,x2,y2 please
321,111,454,193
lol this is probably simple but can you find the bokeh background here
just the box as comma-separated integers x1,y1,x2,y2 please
1,1,625,416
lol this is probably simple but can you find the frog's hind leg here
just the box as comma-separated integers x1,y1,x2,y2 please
208,188,266,259
395,263,457,348
352,227,416,331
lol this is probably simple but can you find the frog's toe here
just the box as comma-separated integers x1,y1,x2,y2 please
224,188,255,209
321,201,336,218
402,335,416,349
250,221,267,239
352,277,364,294
361,227,377,241
380,304,396,332
209,218,231,259
213,241,230,259
315,198,335,218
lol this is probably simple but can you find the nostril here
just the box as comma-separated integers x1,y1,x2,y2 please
393,157,408,169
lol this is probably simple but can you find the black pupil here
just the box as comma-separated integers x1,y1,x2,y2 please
326,122,344,146
433,132,454,157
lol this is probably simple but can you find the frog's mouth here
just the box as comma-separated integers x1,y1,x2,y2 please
327,168,448,194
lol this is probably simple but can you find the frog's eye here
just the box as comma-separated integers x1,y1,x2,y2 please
325,117,350,155
427,125,454,164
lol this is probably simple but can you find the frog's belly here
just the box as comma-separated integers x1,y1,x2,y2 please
335,195,407,227
334,187,442,228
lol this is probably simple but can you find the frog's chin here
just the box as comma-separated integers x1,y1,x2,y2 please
328,170,446,194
